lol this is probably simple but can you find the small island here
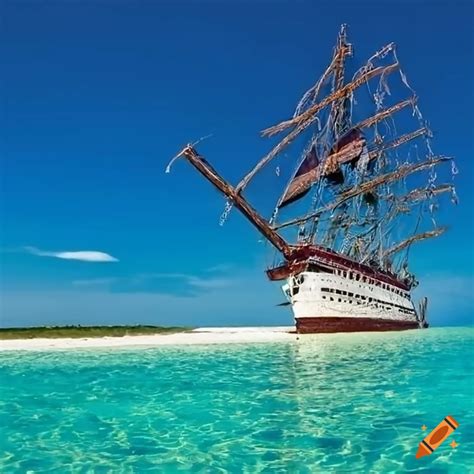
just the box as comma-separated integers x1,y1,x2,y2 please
0,325,192,340
0,326,295,350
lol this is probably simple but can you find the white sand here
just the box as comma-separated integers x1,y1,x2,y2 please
0,327,296,351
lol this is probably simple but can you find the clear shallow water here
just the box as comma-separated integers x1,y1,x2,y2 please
0,328,473,473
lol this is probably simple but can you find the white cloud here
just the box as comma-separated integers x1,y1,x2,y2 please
24,246,119,263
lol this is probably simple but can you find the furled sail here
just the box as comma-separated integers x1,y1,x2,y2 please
279,146,319,208
382,227,447,259
398,184,454,204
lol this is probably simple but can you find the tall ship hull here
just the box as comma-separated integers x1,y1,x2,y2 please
267,245,422,333
282,272,419,333
167,25,456,333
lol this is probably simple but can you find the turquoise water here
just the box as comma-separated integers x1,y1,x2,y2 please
1,328,473,473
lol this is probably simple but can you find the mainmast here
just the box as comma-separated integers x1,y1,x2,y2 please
329,24,353,141
307,24,352,243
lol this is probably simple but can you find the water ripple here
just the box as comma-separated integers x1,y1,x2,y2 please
0,327,472,472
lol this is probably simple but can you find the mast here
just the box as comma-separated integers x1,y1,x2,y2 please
308,25,352,243
169,145,292,258
328,24,352,140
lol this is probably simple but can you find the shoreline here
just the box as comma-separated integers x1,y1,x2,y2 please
1,326,469,352
0,327,296,351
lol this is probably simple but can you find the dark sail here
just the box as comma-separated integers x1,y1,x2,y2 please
279,146,319,208
326,128,366,182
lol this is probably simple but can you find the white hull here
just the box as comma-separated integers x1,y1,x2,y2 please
282,269,420,333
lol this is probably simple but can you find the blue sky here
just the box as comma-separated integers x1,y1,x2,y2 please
1,0,473,328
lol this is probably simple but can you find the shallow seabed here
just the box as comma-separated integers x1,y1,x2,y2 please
1,327,473,473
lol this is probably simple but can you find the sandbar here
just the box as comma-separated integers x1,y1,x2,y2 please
0,326,296,351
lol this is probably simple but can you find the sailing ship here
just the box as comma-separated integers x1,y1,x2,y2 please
167,25,458,333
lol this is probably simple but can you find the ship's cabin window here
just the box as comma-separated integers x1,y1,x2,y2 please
330,296,334,301
292,286,300,296
355,274,360,281
348,292,353,297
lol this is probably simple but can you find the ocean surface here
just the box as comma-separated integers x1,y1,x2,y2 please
1,327,473,473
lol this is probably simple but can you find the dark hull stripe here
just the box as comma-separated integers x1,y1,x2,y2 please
295,316,419,334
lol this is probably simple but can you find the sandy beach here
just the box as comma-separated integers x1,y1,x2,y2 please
0,327,296,351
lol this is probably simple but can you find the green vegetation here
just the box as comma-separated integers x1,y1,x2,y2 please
0,325,193,340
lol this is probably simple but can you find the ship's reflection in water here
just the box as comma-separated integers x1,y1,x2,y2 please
268,329,472,471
